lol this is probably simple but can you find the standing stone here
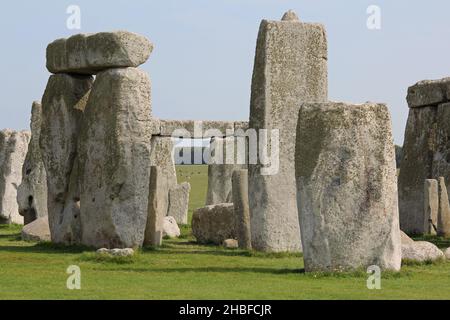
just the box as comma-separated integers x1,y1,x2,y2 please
206,137,246,206
167,182,191,225
144,166,168,246
398,107,437,234
232,169,251,250
47,31,153,74
192,203,236,245
248,11,327,252
40,74,93,244
437,177,450,237
0,130,30,224
432,103,450,197
78,67,152,249
424,179,439,235
17,102,48,225
295,102,401,272
149,136,177,188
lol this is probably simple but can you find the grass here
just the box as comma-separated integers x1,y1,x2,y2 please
0,165,449,300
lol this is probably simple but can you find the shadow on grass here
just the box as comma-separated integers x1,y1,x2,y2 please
0,242,92,254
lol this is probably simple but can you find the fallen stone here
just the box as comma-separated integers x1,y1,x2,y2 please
17,102,48,225
296,102,401,272
192,203,236,245
159,120,235,138
223,239,238,249
47,31,153,74
399,106,437,235
248,12,327,252
78,67,152,249
163,216,181,238
406,78,450,108
40,73,93,244
167,182,191,225
444,247,450,259
144,166,169,246
424,179,439,235
437,177,450,237
400,230,415,245
96,248,135,257
232,169,252,250
0,130,30,224
402,241,445,262
21,216,50,242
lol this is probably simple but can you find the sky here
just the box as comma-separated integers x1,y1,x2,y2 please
1,0,450,144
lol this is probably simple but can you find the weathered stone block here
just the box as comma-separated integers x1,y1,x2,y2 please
232,169,251,250
78,67,152,248
21,216,50,242
47,31,153,74
149,136,177,188
437,177,450,237
248,12,327,252
402,241,445,262
17,102,48,225
406,78,450,108
295,102,401,272
192,203,236,245
167,182,191,225
40,73,93,244
424,179,439,235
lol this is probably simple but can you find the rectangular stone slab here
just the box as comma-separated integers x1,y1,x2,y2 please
248,17,328,252
295,102,401,272
424,179,439,235
406,78,450,108
46,31,153,75
78,67,152,248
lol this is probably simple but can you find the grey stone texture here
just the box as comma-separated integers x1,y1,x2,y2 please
444,247,450,259
248,12,327,252
0,130,30,224
17,102,48,225
163,216,181,238
406,78,450,108
40,73,93,244
47,31,153,74
144,166,169,247
78,67,152,249
192,203,236,245
206,137,246,206
167,182,191,225
424,179,439,235
223,239,239,249
21,216,51,242
159,120,241,138
149,136,177,188
437,177,450,237
232,169,252,250
295,102,401,272
402,241,445,262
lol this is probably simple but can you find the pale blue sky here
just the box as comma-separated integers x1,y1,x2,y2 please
1,0,450,144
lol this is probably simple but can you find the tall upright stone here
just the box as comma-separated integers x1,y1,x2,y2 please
40,74,93,244
248,11,327,252
0,130,30,224
144,166,169,246
167,182,191,225
424,179,439,235
17,102,48,225
149,136,177,188
206,136,245,205
437,177,450,237
295,102,401,272
232,169,252,250
78,67,152,248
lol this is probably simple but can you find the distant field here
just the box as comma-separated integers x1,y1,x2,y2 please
0,165,449,300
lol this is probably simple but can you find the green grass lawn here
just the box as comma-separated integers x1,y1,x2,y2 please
0,165,449,300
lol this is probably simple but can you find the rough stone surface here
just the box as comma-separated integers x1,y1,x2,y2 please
281,10,300,22
400,230,415,245
0,130,30,224
399,106,437,235
295,102,401,272
402,241,445,262
17,102,48,225
163,216,180,238
21,216,50,242
40,74,93,244
249,16,327,252
424,179,439,235
78,67,152,249
437,177,450,237
96,248,135,256
47,31,153,74
444,247,450,259
192,203,236,245
223,239,239,249
167,182,191,225
149,136,177,188
206,137,246,206
406,78,450,108
232,169,252,250
144,166,169,246
159,120,236,138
